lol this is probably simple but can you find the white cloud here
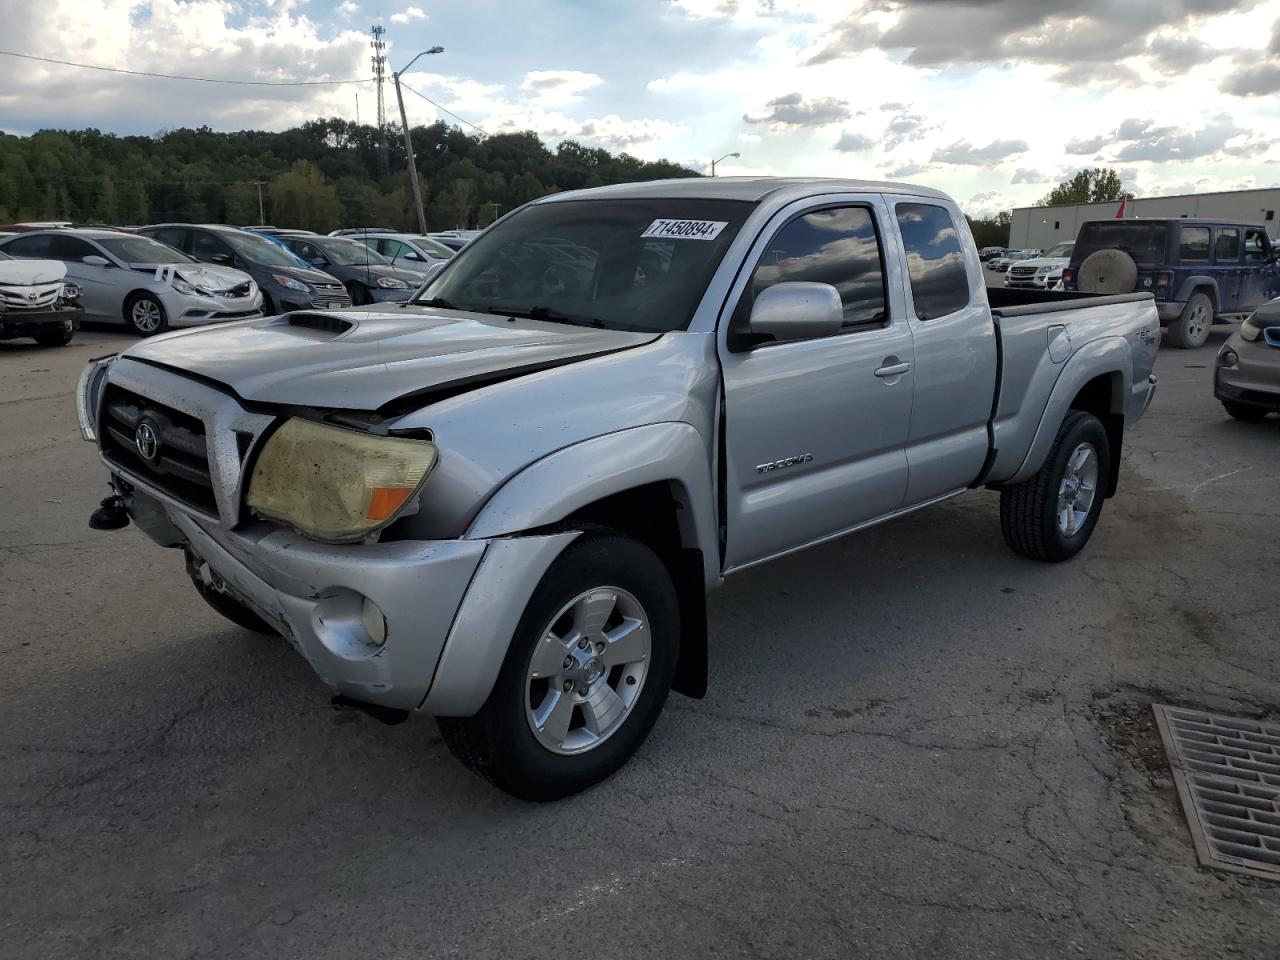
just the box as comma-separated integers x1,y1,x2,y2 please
520,70,604,106
389,6,425,24
337,0,359,16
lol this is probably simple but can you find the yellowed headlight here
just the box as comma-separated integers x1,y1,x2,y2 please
246,418,438,542
1240,314,1261,342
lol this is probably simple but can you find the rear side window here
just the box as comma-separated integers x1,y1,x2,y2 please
895,202,970,321
2,234,53,257
1215,228,1240,262
1179,226,1210,261
49,236,100,261
748,205,887,327
149,228,188,252
191,231,231,261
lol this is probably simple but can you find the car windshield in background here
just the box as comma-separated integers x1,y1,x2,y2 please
407,236,456,259
1046,243,1073,258
224,231,304,268
316,238,391,266
98,236,195,264
416,198,753,332
1075,222,1168,264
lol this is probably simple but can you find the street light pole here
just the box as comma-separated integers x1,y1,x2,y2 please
393,46,444,236
710,151,740,177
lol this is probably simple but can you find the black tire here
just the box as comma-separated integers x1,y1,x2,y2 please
1000,410,1111,563
1166,291,1213,349
347,282,370,306
260,292,277,316
186,563,277,636
438,532,679,801
1223,401,1268,422
33,329,74,347
123,292,169,336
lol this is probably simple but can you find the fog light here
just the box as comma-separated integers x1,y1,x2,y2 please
1219,347,1239,368
361,597,387,646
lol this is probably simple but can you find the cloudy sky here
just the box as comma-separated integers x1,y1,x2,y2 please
3,0,1280,214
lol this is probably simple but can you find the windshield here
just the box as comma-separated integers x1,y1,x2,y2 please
224,230,306,268
1074,222,1168,264
416,198,752,332
1046,243,1073,258
407,236,456,259
98,236,195,264
314,237,391,267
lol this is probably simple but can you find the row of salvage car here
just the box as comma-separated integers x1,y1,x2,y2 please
0,222,466,346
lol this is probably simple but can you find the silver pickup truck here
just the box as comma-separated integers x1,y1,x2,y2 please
77,179,1158,799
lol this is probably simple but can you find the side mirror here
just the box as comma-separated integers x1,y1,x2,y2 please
746,281,844,343
423,261,447,283
405,251,424,261
308,257,326,267
82,255,110,267
210,252,233,266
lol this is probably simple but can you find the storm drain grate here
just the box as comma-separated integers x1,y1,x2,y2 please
1154,704,1280,880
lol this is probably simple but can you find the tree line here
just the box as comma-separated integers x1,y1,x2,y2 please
0,119,700,231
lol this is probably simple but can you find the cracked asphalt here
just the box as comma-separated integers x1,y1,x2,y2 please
3,321,1279,960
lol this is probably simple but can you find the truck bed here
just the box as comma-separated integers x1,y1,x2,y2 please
987,287,1156,317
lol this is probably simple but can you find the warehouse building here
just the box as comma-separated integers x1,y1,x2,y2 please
1008,187,1280,251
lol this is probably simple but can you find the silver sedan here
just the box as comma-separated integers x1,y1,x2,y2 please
0,229,262,335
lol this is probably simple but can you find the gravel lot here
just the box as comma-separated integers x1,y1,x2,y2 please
3,319,1279,960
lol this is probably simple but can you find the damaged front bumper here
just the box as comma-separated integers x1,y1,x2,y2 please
120,485,575,714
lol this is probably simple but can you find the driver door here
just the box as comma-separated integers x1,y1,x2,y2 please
718,196,915,571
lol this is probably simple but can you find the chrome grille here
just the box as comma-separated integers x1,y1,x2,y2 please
99,385,218,517
0,281,61,310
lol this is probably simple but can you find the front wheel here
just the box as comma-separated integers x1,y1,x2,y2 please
1000,410,1111,563
1223,401,1268,422
347,282,371,306
124,292,168,336
1166,291,1213,349
438,532,679,801
34,328,74,347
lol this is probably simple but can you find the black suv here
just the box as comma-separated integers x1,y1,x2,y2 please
1064,218,1280,348
139,224,351,314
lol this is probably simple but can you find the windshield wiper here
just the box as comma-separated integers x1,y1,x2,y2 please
416,297,459,309
486,305,605,328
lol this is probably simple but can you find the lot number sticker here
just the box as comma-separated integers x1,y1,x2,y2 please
641,219,728,241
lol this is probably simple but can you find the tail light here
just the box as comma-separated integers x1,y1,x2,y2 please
1061,267,1074,286
1155,271,1172,289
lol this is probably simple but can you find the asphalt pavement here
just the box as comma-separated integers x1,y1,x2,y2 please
3,315,1279,960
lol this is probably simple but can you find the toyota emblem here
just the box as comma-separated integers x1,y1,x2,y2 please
134,420,161,464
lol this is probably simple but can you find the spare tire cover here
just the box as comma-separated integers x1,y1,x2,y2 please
1077,249,1138,295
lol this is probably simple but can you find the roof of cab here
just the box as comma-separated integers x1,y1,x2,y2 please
537,176,951,204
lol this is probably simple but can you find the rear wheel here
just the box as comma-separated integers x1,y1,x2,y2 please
124,292,168,336
1166,291,1213,349
347,282,371,306
1000,411,1111,563
438,532,679,801
1222,401,1268,422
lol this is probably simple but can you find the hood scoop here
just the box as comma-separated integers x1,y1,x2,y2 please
283,313,357,337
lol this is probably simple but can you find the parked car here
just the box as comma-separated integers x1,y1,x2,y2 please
77,177,1158,800
0,250,83,346
428,230,482,251
138,224,351,315
989,250,1038,273
0,229,261,335
1215,298,1280,420
352,233,455,276
330,227,397,238
979,245,1007,262
1063,218,1280,348
276,234,424,304
1007,242,1075,289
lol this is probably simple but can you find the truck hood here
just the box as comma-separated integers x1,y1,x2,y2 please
0,258,66,285
120,306,659,411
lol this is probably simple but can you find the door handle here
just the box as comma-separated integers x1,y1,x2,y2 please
874,360,912,378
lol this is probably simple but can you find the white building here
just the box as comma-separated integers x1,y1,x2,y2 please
1008,187,1280,251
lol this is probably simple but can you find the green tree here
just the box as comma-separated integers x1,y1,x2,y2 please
1038,168,1133,206
268,160,342,231
966,210,1011,248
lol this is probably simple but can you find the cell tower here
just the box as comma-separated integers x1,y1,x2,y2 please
370,25,388,131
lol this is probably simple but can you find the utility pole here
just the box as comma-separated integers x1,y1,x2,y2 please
253,181,266,225
393,47,444,236
710,151,740,177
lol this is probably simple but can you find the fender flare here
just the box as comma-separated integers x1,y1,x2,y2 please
1173,276,1219,312
1005,337,1131,487
466,421,720,587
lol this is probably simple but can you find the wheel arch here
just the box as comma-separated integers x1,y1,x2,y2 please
1067,372,1125,498
1175,277,1220,313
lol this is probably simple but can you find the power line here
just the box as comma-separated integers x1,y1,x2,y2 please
0,50,372,86
400,82,489,137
